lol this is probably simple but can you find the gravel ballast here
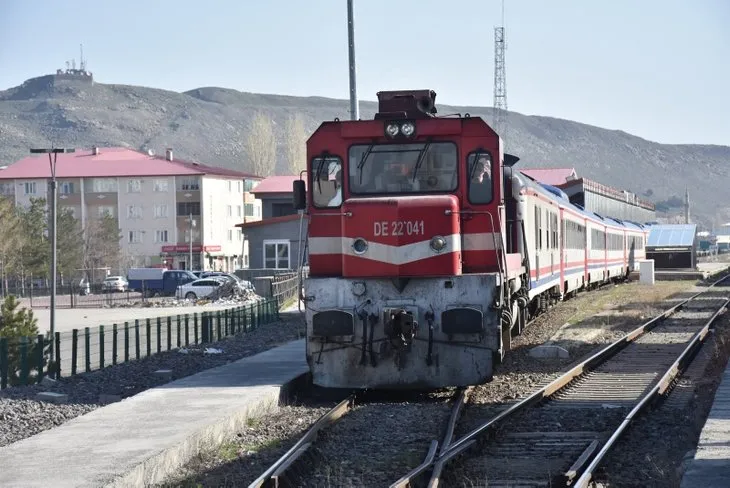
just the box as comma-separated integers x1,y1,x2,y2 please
0,310,305,448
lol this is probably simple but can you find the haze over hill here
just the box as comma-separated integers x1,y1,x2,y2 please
0,75,728,228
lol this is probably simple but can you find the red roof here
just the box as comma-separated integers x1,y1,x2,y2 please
0,147,262,180
520,168,578,186
235,214,305,229
251,175,306,195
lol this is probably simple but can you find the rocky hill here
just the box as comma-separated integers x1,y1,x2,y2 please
1,75,728,227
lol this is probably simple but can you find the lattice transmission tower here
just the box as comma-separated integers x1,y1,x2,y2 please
493,1,508,143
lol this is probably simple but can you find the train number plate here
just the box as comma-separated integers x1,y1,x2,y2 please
374,220,425,237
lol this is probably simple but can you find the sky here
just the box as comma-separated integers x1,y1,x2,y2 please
0,0,728,146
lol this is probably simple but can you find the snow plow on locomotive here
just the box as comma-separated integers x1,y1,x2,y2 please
292,89,648,390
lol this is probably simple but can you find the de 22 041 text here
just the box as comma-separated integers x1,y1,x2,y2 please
373,220,425,237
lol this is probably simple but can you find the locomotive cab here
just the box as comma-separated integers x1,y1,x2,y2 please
294,89,529,389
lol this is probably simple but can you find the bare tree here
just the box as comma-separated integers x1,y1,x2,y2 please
0,196,24,292
284,114,308,176
244,111,277,177
82,214,122,279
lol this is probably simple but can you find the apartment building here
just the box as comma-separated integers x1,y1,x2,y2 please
0,147,262,272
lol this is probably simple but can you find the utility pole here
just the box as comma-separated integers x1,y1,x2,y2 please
188,213,196,270
347,0,359,120
493,0,508,142
30,147,75,379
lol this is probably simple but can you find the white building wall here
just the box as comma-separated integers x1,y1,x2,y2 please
201,176,245,271
117,176,177,262
13,179,48,208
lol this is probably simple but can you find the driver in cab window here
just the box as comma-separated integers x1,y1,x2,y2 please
468,154,493,204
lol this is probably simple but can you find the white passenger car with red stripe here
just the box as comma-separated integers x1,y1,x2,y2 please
292,89,649,390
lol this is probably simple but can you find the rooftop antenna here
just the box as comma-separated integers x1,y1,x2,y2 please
493,0,508,144
79,43,86,71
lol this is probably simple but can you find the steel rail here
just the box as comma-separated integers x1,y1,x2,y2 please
248,394,356,488
391,273,730,486
573,296,730,487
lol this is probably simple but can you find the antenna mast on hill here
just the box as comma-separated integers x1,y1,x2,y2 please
79,43,86,71
493,0,508,144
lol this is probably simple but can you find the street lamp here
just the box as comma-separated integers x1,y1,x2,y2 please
188,213,196,271
30,147,75,378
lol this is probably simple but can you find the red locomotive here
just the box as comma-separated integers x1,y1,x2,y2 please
292,89,647,389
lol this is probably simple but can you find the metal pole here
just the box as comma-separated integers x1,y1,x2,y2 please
49,153,58,378
347,0,359,120
189,213,193,270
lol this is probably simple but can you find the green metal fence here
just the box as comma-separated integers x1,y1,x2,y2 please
0,298,281,390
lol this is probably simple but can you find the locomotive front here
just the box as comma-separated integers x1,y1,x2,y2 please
294,89,522,389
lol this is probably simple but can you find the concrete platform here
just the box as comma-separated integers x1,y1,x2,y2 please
654,262,730,281
0,339,308,488
680,360,730,488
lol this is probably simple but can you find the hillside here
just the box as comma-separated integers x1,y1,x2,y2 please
1,75,728,227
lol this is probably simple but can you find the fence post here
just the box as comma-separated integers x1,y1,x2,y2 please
19,336,29,386
201,312,209,343
243,305,248,332
224,309,229,336
146,319,151,357
167,316,172,351
99,326,105,370
0,338,7,389
184,315,190,346
36,334,44,383
124,322,130,363
135,319,141,360
55,332,61,378
157,317,162,353
84,327,91,373
71,329,78,376
112,324,118,366
194,313,199,344
176,314,181,348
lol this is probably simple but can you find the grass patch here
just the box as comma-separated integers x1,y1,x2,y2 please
279,296,298,311
217,442,240,462
564,281,696,326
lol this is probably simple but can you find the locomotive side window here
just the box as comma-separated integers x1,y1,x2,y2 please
348,142,457,195
311,156,343,208
467,151,493,204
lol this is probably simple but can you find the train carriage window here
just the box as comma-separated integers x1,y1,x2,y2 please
311,156,343,208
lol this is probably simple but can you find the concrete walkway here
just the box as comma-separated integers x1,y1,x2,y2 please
681,360,730,487
0,339,307,488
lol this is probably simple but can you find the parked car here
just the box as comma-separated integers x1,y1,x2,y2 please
176,278,225,300
102,276,128,293
200,272,256,293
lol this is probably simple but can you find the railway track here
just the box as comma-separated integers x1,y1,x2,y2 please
392,275,730,487
248,388,471,487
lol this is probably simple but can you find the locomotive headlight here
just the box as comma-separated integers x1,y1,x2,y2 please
430,235,447,252
352,238,369,255
400,122,415,137
385,123,400,138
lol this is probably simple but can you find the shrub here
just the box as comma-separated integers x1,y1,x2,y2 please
0,295,50,386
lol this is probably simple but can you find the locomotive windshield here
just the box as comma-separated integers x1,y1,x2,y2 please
348,142,458,195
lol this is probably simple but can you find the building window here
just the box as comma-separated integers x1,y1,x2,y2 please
228,181,232,192
90,178,117,193
59,181,75,194
236,205,242,217
97,205,115,218
180,177,200,191
153,179,169,192
227,229,233,241
272,202,295,217
24,182,37,195
227,205,232,217
155,230,169,243
237,229,242,241
237,181,241,193
0,183,13,195
128,230,143,243
177,201,201,216
263,240,290,269
244,179,258,192
244,203,255,217
127,205,143,219
154,204,168,218
127,179,142,193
